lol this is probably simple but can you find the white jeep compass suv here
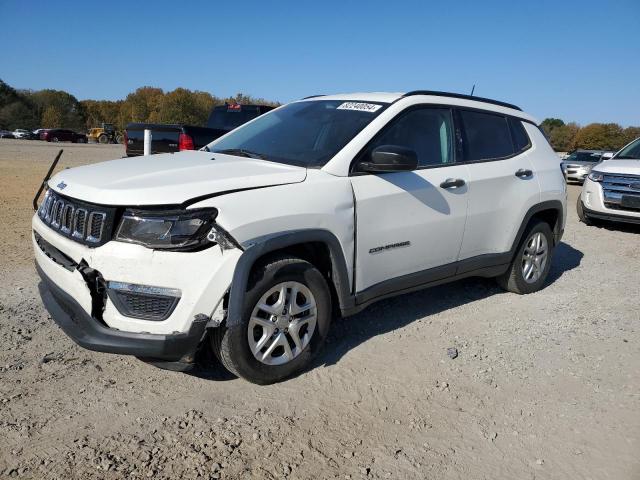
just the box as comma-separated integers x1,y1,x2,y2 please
577,137,640,226
33,91,566,384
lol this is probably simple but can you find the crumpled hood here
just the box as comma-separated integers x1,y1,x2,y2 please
48,151,307,206
591,159,640,175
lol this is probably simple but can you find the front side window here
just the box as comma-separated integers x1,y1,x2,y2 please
460,110,514,161
364,107,455,167
208,100,387,167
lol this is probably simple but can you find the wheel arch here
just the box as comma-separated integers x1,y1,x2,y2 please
510,200,564,258
226,230,354,328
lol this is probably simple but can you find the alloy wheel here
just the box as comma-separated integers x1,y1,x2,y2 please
247,281,317,366
521,232,548,284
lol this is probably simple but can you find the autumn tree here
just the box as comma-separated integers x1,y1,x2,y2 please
573,123,626,150
622,127,640,145
41,105,64,128
548,122,580,151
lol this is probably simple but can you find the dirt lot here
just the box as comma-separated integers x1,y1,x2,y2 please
0,138,638,479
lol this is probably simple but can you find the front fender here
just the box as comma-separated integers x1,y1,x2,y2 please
226,229,354,328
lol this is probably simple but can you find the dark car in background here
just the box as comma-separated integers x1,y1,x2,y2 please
125,104,274,156
0,130,16,138
40,129,88,143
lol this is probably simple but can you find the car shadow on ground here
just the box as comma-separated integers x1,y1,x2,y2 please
187,241,583,381
592,220,640,235
316,241,583,370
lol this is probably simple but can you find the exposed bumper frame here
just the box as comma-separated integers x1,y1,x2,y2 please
36,263,208,362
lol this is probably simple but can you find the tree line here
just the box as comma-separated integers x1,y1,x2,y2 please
0,79,279,132
539,118,639,152
2,78,638,151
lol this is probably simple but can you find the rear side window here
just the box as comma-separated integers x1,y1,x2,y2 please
460,110,514,161
509,118,531,152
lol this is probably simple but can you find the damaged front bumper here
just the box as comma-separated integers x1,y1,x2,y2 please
32,213,241,364
37,262,208,361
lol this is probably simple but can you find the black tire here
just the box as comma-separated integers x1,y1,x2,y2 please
576,196,592,225
497,221,554,294
211,255,332,384
52,137,59,142
98,134,109,144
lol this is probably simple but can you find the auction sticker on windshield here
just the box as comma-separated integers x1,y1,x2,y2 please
336,102,383,113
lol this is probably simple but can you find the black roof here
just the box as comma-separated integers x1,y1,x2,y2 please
403,90,522,111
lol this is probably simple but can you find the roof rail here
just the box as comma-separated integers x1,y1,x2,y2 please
302,94,326,99
403,90,522,111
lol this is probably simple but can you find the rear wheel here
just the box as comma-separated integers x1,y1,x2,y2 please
52,136,59,142
497,221,554,294
98,134,109,144
576,196,592,225
211,255,331,384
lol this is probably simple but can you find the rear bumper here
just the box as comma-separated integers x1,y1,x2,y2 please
37,263,208,361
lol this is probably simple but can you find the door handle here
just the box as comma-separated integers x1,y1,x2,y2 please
515,169,533,178
439,178,466,189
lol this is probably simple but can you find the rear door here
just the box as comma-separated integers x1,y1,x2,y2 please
456,110,540,265
351,106,469,293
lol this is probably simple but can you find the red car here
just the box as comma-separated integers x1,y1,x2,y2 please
40,129,87,143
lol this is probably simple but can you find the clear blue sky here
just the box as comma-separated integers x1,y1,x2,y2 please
1,0,638,125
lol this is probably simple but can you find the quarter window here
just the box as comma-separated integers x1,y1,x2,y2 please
460,110,514,161
509,117,531,152
366,107,455,167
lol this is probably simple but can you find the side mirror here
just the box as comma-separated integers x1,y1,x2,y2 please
601,152,614,160
358,145,418,173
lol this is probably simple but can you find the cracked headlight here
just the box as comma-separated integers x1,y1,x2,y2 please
115,208,218,250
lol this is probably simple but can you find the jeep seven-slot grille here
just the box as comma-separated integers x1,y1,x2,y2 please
37,190,116,247
602,173,640,212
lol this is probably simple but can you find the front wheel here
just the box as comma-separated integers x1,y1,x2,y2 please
211,255,332,384
497,221,554,294
576,196,592,225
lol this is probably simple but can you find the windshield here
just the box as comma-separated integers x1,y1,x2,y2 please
207,100,388,167
565,151,602,163
615,138,640,160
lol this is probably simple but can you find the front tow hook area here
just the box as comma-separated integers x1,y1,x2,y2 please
76,260,108,323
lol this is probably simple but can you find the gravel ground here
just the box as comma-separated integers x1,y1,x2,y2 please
0,138,638,479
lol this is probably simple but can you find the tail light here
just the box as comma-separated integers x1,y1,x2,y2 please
179,133,195,151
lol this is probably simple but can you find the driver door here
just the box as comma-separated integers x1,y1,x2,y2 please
350,106,469,293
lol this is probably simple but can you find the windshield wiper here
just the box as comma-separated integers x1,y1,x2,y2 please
215,148,266,160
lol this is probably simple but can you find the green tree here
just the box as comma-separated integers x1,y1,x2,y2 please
540,118,565,137
28,89,85,130
0,79,38,129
